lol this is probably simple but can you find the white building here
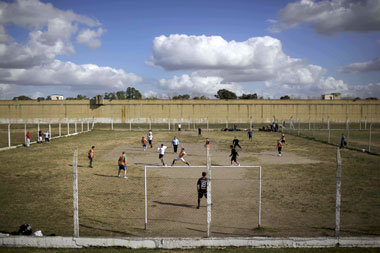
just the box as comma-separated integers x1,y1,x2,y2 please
321,93,341,100
48,94,64,100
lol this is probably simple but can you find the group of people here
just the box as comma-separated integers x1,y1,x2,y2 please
25,130,50,147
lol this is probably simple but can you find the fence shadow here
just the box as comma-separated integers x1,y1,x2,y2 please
153,200,194,208
80,224,137,237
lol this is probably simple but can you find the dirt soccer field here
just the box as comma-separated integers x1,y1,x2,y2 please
0,128,379,238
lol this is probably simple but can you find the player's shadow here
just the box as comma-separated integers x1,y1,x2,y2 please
68,164,85,167
94,173,119,178
153,200,194,209
80,224,136,236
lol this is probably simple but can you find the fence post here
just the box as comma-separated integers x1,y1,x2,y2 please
335,147,342,238
130,120,132,131
92,119,95,130
111,120,113,130
24,123,27,145
168,119,170,131
369,122,372,153
75,122,77,133
59,123,61,137
226,120,228,129
360,120,362,130
297,120,300,136
49,123,51,138
207,119,209,131
206,145,212,237
81,121,83,132
144,166,148,230
87,121,90,131
149,119,152,130
37,122,40,133
73,148,79,238
328,120,331,144
250,120,252,131
8,123,11,147
67,122,70,135
188,121,190,131
365,118,367,130
347,120,350,147
258,166,262,228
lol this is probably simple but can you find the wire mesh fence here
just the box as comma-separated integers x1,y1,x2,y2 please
283,120,380,154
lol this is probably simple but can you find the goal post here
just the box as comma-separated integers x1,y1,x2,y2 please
144,164,262,236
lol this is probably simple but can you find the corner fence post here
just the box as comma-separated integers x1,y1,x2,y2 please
73,148,79,237
206,146,212,237
335,148,342,238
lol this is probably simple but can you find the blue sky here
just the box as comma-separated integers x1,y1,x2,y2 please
0,0,379,99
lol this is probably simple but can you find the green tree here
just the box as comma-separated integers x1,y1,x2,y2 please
215,89,237,99
104,92,116,100
116,90,126,100
76,94,88,100
37,97,45,102
12,95,32,100
172,94,190,100
239,93,258,99
126,87,142,99
280,95,290,100
193,96,208,100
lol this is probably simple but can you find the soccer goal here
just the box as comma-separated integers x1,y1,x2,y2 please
144,164,262,237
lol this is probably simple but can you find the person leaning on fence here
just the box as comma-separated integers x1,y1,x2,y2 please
118,152,127,179
25,131,31,147
88,146,95,168
197,172,208,209
340,134,346,148
44,131,50,142
38,130,43,143
277,140,282,157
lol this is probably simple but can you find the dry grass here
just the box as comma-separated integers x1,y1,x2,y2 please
0,129,379,238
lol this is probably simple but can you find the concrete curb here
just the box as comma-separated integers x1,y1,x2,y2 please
1,236,379,249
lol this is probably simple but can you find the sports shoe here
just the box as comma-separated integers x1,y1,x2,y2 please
123,176,128,179
197,206,200,209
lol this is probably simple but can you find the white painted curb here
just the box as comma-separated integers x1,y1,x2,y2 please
1,236,379,249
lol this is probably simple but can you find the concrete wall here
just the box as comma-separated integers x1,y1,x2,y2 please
1,235,380,249
0,100,379,123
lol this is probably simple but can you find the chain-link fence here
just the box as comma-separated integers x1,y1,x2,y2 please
283,120,380,154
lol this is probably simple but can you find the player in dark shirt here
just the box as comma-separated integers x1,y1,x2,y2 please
197,172,207,209
232,136,242,149
230,145,240,166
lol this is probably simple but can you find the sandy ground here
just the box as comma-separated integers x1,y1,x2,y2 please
100,139,322,237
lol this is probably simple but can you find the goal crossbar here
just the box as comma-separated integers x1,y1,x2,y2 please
144,165,262,234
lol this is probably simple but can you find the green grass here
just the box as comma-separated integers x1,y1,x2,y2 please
0,129,379,238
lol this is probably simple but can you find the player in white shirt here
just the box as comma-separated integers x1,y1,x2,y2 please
157,144,167,166
147,130,153,148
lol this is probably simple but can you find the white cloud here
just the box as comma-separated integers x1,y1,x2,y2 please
77,28,105,49
269,0,380,35
0,60,142,89
339,57,380,73
0,83,11,99
159,73,245,97
0,0,103,69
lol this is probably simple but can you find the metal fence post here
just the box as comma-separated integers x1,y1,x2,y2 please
347,120,350,147
111,120,113,130
258,166,262,228
75,122,77,133
8,123,11,147
206,145,212,237
24,123,27,145
369,122,372,153
49,123,51,138
81,121,83,132
149,119,152,130
328,120,331,144
144,166,148,230
207,119,209,131
130,120,132,131
87,121,90,131
67,122,70,135
335,148,342,238
59,123,61,137
73,148,79,238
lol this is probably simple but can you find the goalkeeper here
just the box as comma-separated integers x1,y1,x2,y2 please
197,172,208,209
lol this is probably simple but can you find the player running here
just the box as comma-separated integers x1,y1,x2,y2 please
233,136,242,149
230,145,240,166
157,144,167,166
118,152,127,179
197,172,208,209
277,140,282,156
141,136,147,151
247,129,253,141
171,148,190,166
281,134,286,144
147,130,153,148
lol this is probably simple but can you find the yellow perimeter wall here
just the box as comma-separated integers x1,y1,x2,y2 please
0,100,379,123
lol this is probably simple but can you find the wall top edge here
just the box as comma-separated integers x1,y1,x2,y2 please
1,100,380,105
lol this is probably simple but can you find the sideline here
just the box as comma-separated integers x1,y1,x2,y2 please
1,236,379,249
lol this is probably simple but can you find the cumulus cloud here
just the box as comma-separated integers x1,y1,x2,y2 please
159,73,245,97
77,28,105,49
0,60,142,89
269,0,380,35
0,0,103,69
338,57,380,73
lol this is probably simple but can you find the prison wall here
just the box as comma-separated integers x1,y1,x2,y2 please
0,100,379,123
